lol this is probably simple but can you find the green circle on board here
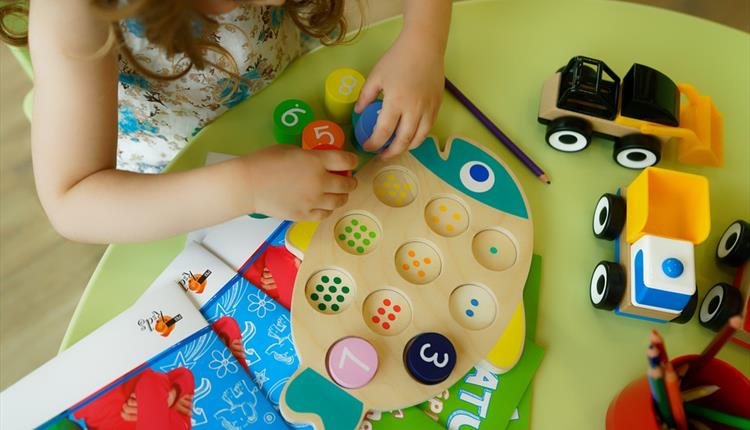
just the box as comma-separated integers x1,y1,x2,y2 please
490,246,498,254
348,240,355,247
324,294,332,302
273,99,313,133
352,219,359,226
356,246,365,254
334,277,341,284
338,234,346,241
369,232,376,238
316,285,324,292
363,239,371,246
318,303,327,311
329,286,337,293
345,226,353,233
360,226,367,232
310,293,319,301
342,286,350,293
332,304,340,312
354,232,361,239
336,295,345,302
322,276,330,283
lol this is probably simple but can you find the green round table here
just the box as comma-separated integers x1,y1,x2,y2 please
62,1,750,427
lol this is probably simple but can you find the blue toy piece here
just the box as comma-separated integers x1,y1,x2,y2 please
354,101,394,152
403,332,457,385
661,257,684,278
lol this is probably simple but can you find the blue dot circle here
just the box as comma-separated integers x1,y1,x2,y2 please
470,299,479,306
465,309,475,317
469,164,490,182
661,258,684,278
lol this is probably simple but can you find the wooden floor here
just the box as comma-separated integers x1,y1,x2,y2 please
0,0,747,392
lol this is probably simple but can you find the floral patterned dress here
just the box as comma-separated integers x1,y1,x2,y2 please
117,5,312,173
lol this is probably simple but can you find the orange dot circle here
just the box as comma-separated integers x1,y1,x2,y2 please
431,215,440,223
424,258,431,264
408,250,416,257
402,264,410,270
418,270,426,277
413,260,420,267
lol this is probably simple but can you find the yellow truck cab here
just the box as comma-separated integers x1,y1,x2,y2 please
537,56,723,169
589,168,710,323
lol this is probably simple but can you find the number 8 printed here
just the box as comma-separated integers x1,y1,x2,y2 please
338,75,358,97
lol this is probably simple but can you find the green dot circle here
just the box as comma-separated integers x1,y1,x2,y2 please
356,246,365,254
333,277,341,284
342,286,350,293
310,293,319,301
316,285,324,292
369,232,376,238
329,286,337,293
321,276,330,283
345,226,353,233
338,234,346,241
363,239,371,246
336,295,345,303
360,226,367,232
351,219,359,226
354,232,361,239
347,240,355,247
331,304,340,312
324,294,332,302
318,303,327,311
490,246,498,254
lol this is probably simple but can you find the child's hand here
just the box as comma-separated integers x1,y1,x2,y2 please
240,145,358,221
355,29,446,159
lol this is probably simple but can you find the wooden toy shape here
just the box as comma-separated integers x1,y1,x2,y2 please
699,220,750,349
279,135,533,430
537,56,723,169
589,167,709,323
303,120,345,151
325,68,365,123
354,101,394,152
274,99,315,144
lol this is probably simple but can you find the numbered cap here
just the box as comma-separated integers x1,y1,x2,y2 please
302,120,345,150
273,99,314,143
354,100,394,152
327,336,379,389
403,332,457,385
325,68,365,104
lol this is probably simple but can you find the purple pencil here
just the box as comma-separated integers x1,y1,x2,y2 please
445,77,550,184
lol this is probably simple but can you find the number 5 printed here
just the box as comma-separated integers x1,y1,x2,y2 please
314,124,335,146
419,343,449,368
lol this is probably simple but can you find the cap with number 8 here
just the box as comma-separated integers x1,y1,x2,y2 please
274,99,314,145
325,68,365,124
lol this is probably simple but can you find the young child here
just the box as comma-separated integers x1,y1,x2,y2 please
2,0,451,244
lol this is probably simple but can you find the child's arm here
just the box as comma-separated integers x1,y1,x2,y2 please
355,0,452,158
29,0,357,244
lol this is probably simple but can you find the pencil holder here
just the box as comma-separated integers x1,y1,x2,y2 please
606,354,750,430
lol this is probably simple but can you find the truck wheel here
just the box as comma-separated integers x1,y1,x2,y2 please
699,283,743,330
593,193,626,240
545,117,592,153
716,220,750,267
672,292,698,324
613,134,661,169
590,261,625,310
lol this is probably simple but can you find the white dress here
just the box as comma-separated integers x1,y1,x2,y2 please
116,5,312,173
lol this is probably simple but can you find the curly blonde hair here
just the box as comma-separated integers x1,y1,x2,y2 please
1,0,359,91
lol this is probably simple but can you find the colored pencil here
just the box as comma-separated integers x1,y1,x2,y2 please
650,330,669,366
664,362,688,430
648,366,675,427
684,403,750,430
681,385,720,402
647,345,661,369
444,77,551,184
685,316,742,380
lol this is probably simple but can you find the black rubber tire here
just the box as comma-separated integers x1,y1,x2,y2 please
699,283,743,331
545,117,593,153
716,220,750,267
672,292,698,324
590,261,626,310
592,193,626,241
612,134,662,169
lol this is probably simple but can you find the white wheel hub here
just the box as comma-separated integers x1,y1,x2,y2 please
590,264,608,304
699,285,724,323
718,222,742,259
593,196,610,235
548,130,588,152
616,148,657,169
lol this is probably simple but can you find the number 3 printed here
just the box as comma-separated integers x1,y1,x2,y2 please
419,343,449,368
